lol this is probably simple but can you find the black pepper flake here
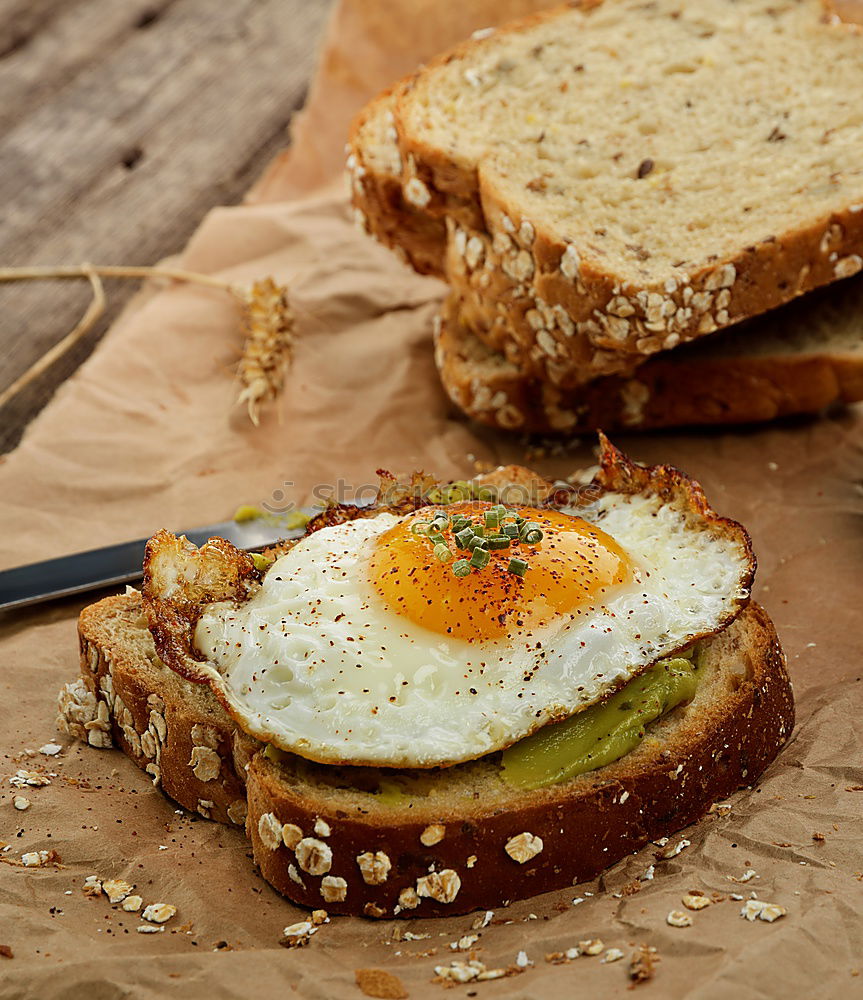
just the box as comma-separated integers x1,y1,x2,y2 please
636,158,654,179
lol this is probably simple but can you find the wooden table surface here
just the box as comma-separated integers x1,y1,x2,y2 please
0,0,333,454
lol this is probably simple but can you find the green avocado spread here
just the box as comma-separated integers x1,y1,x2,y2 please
262,652,699,800
500,655,698,789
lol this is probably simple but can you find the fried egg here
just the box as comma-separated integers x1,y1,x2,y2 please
193,469,753,768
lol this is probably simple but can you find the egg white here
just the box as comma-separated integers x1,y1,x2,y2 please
193,489,751,768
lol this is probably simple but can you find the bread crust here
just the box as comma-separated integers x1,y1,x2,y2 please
434,293,863,433
347,86,446,278
246,602,792,917
75,595,249,827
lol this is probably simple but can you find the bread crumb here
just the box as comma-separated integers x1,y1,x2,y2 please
602,948,625,964
629,944,658,983
355,968,409,999
666,910,693,928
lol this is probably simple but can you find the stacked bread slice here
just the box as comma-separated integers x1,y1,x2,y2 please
348,0,863,433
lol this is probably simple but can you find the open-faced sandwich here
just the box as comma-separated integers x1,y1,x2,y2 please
62,436,793,917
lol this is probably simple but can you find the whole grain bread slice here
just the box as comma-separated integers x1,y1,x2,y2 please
387,0,863,372
65,590,792,918
435,282,863,433
349,86,446,278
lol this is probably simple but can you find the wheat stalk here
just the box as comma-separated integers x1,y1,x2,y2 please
234,277,295,426
0,264,295,423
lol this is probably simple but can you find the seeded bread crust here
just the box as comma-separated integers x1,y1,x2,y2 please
434,290,863,433
68,592,792,919
348,86,446,278
68,594,251,827
356,0,863,374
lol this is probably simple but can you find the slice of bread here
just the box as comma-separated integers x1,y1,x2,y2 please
349,86,446,277
435,281,863,433
386,0,863,369
67,591,792,917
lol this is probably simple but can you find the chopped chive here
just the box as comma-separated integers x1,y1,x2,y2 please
472,525,485,538
477,486,496,502
434,543,453,563
410,521,432,536
451,516,470,531
484,511,500,530
467,535,489,551
428,532,446,546
454,526,475,548
470,548,491,569
487,534,511,550
502,523,519,538
507,557,528,576
524,528,544,544
452,558,472,577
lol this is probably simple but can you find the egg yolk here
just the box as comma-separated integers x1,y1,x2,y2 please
369,501,632,642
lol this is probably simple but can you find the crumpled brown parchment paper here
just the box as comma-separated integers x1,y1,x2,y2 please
0,2,862,998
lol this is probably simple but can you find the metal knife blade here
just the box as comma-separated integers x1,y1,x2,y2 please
0,513,316,613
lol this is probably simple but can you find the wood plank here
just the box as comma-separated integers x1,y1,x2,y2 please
0,0,333,453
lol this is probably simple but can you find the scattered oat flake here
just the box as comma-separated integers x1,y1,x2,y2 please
641,865,655,881
10,770,50,788
812,831,826,842
515,950,531,968
471,910,494,930
311,909,329,926
142,902,177,924
137,925,164,934
729,869,757,883
21,850,59,868
433,959,512,984
83,875,102,897
13,797,30,811
282,921,317,948
39,743,62,756
355,968,408,999
579,939,604,956
741,899,786,922
122,895,143,912
602,948,625,964
667,910,693,928
103,879,134,904
402,931,431,942
682,892,711,910
658,838,690,859
451,934,479,951
629,945,658,983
